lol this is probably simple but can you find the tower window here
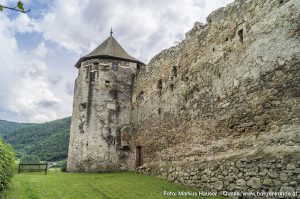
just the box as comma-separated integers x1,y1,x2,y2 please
136,146,142,167
80,102,87,111
238,29,244,43
105,80,111,87
112,62,118,71
170,84,174,92
157,79,162,96
171,66,177,78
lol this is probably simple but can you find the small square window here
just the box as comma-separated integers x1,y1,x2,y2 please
112,62,119,71
80,102,87,111
105,80,111,87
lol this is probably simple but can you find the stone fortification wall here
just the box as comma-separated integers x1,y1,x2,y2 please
130,0,300,196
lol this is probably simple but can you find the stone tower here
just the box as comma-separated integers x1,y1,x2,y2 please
67,32,143,172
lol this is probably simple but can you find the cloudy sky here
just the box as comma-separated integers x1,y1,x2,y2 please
0,0,233,123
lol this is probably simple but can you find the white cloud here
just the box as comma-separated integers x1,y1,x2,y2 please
13,14,36,33
37,0,234,62
0,14,59,123
0,0,234,123
33,42,48,58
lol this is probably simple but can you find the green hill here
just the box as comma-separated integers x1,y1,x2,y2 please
0,120,34,137
3,117,71,161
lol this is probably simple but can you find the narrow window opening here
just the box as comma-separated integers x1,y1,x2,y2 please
157,79,162,89
86,141,89,148
212,47,215,52
158,108,161,115
89,72,95,83
136,146,142,167
171,66,177,78
238,29,244,43
225,37,229,42
157,79,163,96
170,84,174,92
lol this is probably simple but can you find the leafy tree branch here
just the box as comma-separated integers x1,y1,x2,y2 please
0,1,30,13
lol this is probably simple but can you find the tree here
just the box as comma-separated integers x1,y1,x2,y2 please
0,1,29,13
20,154,40,164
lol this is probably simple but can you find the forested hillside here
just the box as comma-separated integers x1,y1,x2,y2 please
0,120,34,136
3,117,71,161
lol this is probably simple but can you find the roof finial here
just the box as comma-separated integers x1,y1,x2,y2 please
110,27,113,36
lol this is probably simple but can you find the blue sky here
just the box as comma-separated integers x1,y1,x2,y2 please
0,0,233,123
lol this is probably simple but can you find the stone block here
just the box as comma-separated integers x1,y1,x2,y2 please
247,177,262,189
236,179,246,186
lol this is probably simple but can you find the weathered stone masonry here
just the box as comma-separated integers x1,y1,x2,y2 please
68,0,300,197
131,0,300,197
67,35,144,172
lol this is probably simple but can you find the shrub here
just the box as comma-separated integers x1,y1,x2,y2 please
60,161,67,172
0,139,15,192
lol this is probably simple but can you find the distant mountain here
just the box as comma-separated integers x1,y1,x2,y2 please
3,117,71,161
0,120,34,137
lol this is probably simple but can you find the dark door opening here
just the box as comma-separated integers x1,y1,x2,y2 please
136,146,142,167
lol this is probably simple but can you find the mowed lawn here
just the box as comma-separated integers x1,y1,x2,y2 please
2,170,224,199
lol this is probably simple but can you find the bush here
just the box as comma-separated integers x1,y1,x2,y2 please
60,161,67,172
0,139,15,192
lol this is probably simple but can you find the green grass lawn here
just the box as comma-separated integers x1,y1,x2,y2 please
2,170,224,199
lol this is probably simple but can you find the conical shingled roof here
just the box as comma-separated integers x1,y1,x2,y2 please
75,35,143,68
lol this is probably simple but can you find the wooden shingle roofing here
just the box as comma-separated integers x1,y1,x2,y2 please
75,35,144,68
